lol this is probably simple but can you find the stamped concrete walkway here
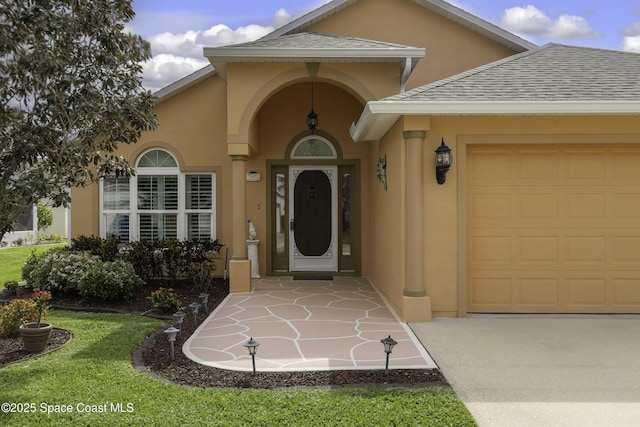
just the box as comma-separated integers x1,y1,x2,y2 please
183,277,435,372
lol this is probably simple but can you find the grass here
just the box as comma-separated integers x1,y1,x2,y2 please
0,244,66,285
0,311,477,426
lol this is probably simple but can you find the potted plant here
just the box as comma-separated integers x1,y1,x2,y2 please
18,288,53,353
0,299,38,338
3,280,19,297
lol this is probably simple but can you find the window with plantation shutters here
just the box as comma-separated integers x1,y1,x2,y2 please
186,175,213,240
99,148,215,242
102,176,130,241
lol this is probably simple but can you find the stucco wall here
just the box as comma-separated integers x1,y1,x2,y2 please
398,115,639,318
306,0,519,90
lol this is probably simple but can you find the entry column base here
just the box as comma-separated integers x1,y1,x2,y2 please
402,295,432,322
229,260,252,293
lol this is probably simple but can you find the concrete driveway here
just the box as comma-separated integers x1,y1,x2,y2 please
410,315,640,427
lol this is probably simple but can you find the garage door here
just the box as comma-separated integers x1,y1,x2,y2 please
467,144,640,313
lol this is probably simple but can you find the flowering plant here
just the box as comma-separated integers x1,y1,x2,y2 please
31,288,52,328
0,299,38,337
149,287,182,313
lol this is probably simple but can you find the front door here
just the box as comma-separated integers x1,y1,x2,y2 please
289,166,338,271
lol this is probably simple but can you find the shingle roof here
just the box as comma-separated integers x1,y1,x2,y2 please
204,32,425,82
225,32,420,51
387,44,640,102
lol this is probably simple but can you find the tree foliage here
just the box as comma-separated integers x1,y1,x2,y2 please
36,203,53,230
0,0,158,241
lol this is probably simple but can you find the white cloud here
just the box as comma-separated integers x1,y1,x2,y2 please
501,5,599,39
622,36,640,52
140,9,292,92
622,22,640,53
142,54,209,93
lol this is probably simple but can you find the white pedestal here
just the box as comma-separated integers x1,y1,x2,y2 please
247,240,261,279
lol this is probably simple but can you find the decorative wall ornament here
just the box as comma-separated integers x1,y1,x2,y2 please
377,155,387,191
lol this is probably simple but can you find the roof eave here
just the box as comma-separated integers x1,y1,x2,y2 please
154,65,216,102
203,47,425,59
350,101,640,142
206,47,425,82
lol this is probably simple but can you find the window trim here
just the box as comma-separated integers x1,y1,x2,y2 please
99,148,216,241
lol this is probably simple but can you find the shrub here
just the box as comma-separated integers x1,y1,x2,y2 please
36,204,54,231
23,250,100,295
70,234,120,262
79,260,144,301
149,287,182,312
0,299,38,337
22,249,55,287
4,280,19,291
121,239,224,283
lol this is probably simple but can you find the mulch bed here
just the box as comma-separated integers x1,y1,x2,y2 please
0,328,73,366
1,280,447,389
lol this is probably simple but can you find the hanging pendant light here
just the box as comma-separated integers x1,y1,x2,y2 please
306,81,318,133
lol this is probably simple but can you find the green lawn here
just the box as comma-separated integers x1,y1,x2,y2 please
0,311,477,426
0,244,66,285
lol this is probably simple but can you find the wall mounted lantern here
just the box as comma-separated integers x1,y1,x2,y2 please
435,138,453,185
306,82,318,133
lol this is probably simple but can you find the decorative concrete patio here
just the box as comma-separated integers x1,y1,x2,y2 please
183,277,436,372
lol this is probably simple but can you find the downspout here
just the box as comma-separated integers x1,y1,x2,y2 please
400,57,412,93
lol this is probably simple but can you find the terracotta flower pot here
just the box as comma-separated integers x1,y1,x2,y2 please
18,322,53,353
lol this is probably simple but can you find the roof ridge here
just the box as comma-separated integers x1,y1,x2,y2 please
544,42,640,57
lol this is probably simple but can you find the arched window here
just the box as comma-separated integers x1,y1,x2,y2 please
290,136,337,159
100,148,215,242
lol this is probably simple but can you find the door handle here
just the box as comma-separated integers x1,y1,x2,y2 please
289,218,295,230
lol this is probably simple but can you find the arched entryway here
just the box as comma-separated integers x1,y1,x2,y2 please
267,131,360,276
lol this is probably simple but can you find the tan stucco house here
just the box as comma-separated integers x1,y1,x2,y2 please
71,0,640,321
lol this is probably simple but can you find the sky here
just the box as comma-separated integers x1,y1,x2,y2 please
129,0,640,92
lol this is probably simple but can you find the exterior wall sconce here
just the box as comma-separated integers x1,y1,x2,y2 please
306,82,318,133
435,138,453,185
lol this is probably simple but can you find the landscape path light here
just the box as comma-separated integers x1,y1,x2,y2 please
380,335,398,375
199,293,210,313
188,302,201,326
173,310,186,334
164,326,180,360
243,337,261,375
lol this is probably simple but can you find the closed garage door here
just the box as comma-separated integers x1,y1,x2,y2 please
467,144,640,313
